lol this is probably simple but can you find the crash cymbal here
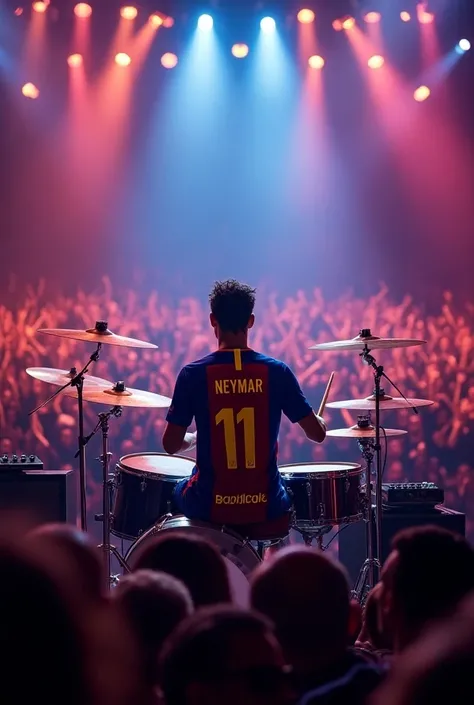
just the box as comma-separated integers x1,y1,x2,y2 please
327,426,407,439
37,321,158,349
326,394,434,411
309,328,425,352
64,381,171,408
26,367,111,390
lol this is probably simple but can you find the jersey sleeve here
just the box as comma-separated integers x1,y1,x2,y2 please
280,364,313,423
166,367,194,428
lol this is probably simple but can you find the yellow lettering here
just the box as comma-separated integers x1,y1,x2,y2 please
230,379,237,393
247,379,255,393
223,380,230,394
238,379,246,393
216,495,223,504
256,379,263,393
215,380,223,394
214,493,267,505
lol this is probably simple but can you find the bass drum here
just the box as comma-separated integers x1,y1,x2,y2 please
124,515,261,607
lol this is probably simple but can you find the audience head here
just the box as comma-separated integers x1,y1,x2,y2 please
130,531,232,607
26,523,104,604
380,525,474,651
209,280,256,336
114,570,194,687
357,582,392,652
372,593,474,705
250,546,359,670
159,605,294,705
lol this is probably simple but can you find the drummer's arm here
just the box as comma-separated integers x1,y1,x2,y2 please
298,412,326,443
163,424,197,455
282,365,326,443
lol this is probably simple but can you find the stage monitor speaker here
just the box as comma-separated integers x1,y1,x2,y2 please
0,470,75,526
339,506,466,585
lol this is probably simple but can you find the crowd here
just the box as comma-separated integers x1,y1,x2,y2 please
0,277,473,537
2,520,474,705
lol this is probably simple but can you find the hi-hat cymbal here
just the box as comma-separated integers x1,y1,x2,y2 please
309,329,425,352
37,321,158,349
326,394,434,411
65,381,171,408
26,367,111,390
327,426,407,439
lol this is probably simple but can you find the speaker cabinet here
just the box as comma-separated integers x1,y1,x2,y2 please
0,470,75,526
339,506,466,584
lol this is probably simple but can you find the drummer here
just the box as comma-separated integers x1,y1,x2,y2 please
162,280,326,533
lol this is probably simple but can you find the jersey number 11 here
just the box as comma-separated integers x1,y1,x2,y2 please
215,407,256,470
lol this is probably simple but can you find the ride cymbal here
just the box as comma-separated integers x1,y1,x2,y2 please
37,321,158,349
327,426,407,439
26,367,111,390
309,328,425,352
326,394,434,411
65,381,171,408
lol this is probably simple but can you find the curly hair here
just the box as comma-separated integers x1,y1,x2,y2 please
209,280,256,334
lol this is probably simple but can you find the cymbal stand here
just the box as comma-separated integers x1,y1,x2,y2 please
360,346,417,583
30,344,102,532
81,405,130,589
352,436,379,604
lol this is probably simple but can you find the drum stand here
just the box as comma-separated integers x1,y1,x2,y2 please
352,437,379,604
29,344,102,532
82,405,130,589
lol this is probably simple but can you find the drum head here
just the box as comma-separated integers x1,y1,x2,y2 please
124,515,261,607
118,453,194,479
280,461,362,478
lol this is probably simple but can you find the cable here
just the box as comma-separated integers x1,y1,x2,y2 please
324,522,351,551
381,426,388,479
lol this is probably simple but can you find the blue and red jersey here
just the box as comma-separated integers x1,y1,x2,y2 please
166,349,313,525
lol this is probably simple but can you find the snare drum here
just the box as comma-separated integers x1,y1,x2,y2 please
112,453,194,540
125,515,261,606
280,462,363,530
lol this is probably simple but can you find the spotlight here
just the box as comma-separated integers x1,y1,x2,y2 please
161,52,178,69
32,1,48,13
14,7,24,15
115,52,131,66
197,14,213,31
260,16,276,33
414,85,430,101
342,16,355,30
364,11,381,23
297,9,315,24
368,54,384,69
74,3,92,18
400,11,411,21
163,16,174,28
332,19,343,31
120,6,138,20
308,55,325,69
67,53,83,67
22,82,39,98
458,39,471,52
149,12,163,27
417,4,434,24
232,43,249,58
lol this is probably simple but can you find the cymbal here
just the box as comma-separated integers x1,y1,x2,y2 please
37,321,158,349
64,381,171,408
326,394,434,411
309,329,425,352
327,426,407,439
26,367,111,390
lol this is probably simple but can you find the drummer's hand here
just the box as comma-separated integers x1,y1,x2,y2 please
316,415,327,431
182,431,197,452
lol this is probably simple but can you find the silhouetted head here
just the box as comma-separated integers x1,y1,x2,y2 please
209,280,256,343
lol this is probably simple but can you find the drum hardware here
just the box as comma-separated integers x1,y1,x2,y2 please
351,437,378,604
316,330,429,598
81,404,131,587
28,344,103,532
37,321,159,349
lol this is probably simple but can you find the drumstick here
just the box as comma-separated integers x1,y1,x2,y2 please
318,372,335,417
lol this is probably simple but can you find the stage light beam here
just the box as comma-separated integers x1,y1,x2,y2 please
32,1,48,12
197,14,213,31
120,6,138,20
308,55,325,69
67,53,83,67
364,11,381,23
74,3,92,18
400,11,411,21
232,43,249,58
342,16,356,30
297,9,315,24
22,82,39,98
458,39,471,52
115,52,131,66
149,12,163,27
414,85,430,101
161,52,178,69
260,16,276,33
417,4,434,24
368,54,384,69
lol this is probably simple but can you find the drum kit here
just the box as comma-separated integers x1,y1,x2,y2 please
26,323,432,602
